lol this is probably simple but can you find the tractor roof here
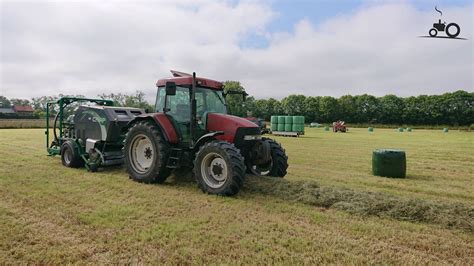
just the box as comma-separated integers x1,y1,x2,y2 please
156,70,223,90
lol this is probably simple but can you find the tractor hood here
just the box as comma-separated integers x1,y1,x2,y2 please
206,113,260,143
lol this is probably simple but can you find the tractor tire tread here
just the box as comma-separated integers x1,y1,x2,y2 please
262,137,288,177
193,140,245,196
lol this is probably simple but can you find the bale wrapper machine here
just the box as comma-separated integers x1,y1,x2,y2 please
45,97,144,171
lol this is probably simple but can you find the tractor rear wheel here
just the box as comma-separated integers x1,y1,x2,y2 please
61,140,84,168
193,141,245,196
124,121,171,184
446,23,460,38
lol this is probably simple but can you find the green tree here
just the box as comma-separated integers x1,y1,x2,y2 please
378,95,404,124
319,96,339,122
304,96,320,122
10,98,31,106
354,94,380,123
98,91,153,111
0,96,11,108
282,95,306,116
337,95,356,123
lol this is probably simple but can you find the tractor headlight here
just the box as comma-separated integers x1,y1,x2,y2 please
244,135,262,141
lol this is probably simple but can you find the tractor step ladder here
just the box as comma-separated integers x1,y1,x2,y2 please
166,148,182,168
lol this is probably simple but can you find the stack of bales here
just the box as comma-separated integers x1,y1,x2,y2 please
292,116,305,133
270,115,305,133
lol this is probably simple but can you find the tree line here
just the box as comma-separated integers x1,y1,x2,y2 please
0,91,152,118
222,82,473,126
1,85,473,125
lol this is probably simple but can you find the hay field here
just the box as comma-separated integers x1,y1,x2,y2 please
0,128,472,264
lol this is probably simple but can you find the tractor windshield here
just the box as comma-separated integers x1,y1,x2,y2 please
155,86,227,116
195,87,227,115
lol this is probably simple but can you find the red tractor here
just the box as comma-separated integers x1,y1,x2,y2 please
123,71,288,195
332,120,347,132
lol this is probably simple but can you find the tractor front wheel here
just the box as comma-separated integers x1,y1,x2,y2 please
263,137,288,177
247,138,288,177
124,121,171,184
194,141,245,196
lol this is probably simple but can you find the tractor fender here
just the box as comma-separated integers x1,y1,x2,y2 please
193,131,224,151
127,113,179,144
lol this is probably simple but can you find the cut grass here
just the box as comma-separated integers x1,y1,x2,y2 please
243,176,473,232
0,128,473,264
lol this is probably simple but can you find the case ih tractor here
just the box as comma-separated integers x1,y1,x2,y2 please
123,71,288,195
47,71,288,196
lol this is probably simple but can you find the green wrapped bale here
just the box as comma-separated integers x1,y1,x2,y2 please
270,116,278,124
372,149,406,178
407,128,412,132
368,127,374,132
277,123,285,131
292,124,304,132
284,124,292,132
443,128,449,133
293,116,305,124
398,127,404,132
277,116,285,124
285,116,293,124
270,123,278,131
324,126,330,131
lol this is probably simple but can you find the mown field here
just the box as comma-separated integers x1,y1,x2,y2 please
0,128,473,264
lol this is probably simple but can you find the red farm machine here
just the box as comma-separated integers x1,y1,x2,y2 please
46,71,288,196
332,120,347,132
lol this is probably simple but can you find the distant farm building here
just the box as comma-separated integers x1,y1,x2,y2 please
0,105,36,118
0,107,15,114
12,105,35,116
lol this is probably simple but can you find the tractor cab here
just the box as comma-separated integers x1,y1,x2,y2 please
154,71,253,146
154,78,227,144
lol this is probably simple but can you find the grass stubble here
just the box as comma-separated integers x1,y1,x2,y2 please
0,128,473,263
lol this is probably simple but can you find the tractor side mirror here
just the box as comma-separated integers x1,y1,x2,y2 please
224,90,248,101
165,82,176,96
242,91,248,101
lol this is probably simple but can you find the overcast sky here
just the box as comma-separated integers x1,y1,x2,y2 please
1,0,473,102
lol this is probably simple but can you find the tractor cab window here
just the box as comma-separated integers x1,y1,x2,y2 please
156,86,191,142
195,87,227,116
155,86,227,142
156,86,190,119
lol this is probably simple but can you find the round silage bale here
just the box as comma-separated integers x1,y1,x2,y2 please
293,116,305,124
372,149,406,178
324,126,330,131
270,116,278,124
277,116,285,124
292,124,304,132
368,127,374,132
407,128,412,132
277,123,285,131
398,127,404,132
443,128,449,133
270,123,278,131
284,124,292,132
285,116,293,124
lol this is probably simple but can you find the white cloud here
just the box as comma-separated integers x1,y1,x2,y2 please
0,0,472,102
